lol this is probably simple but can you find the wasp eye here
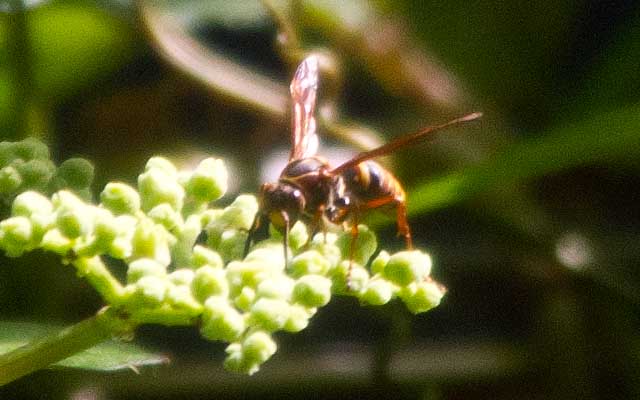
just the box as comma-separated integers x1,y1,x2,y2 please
335,197,350,208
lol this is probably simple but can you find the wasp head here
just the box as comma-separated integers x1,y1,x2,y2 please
258,182,306,232
326,195,351,224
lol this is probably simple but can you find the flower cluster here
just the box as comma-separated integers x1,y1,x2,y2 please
0,147,445,375
0,138,94,206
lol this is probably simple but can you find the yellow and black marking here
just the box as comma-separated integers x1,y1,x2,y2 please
342,160,405,203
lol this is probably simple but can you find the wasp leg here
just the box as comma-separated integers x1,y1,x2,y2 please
280,210,291,269
244,213,262,258
358,195,413,249
395,199,413,249
305,205,326,248
345,212,360,292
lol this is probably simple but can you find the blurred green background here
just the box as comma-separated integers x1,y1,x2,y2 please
2,0,640,398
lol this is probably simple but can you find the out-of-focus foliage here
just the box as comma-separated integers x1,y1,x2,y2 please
0,2,138,135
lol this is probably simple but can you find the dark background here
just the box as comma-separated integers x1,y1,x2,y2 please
2,0,640,398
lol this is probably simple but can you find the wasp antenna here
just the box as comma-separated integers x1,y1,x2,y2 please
330,112,483,175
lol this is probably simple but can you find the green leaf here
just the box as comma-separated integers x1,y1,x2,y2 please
0,321,168,371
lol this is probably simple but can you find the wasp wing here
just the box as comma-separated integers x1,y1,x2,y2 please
289,56,320,161
330,112,482,175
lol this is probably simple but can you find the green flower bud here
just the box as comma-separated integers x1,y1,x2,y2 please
216,229,247,262
336,225,377,266
191,266,229,302
53,191,92,238
0,216,33,257
13,191,53,218
166,284,201,311
199,208,223,228
11,137,49,161
360,278,395,306
56,208,91,239
133,276,167,307
106,215,137,259
144,157,177,176
40,228,73,255
138,169,185,212
292,275,332,307
54,158,94,191
241,330,277,368
16,159,54,190
370,251,390,275
383,251,432,286
243,244,285,269
256,276,294,300
100,182,141,215
311,231,338,245
0,166,22,193
184,158,228,202
249,298,290,331
269,221,308,251
290,250,331,278
400,280,446,314
168,268,195,286
92,208,118,246
200,297,246,342
223,343,245,373
147,203,183,231
226,260,282,292
331,261,369,293
170,214,203,268
217,195,259,230
191,245,223,269
56,189,85,210
233,286,256,311
127,258,166,283
12,191,54,239
131,219,171,266
289,221,309,250
283,304,316,333
309,238,342,269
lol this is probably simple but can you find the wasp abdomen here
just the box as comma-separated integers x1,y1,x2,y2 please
342,161,406,203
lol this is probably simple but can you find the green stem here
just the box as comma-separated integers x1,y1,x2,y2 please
6,0,32,139
0,308,134,386
73,257,125,304
130,306,202,326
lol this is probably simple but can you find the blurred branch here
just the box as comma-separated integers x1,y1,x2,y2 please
300,0,473,115
137,0,386,151
137,0,289,118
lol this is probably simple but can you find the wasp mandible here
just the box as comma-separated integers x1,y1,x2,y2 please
245,55,481,262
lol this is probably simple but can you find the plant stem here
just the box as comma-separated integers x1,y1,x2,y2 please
6,0,32,140
73,257,125,304
0,308,134,386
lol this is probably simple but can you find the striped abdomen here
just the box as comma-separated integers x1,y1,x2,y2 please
341,160,406,204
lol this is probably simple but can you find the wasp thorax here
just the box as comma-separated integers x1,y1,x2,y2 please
259,182,306,231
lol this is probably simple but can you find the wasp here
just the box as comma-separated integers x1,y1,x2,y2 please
244,55,481,263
